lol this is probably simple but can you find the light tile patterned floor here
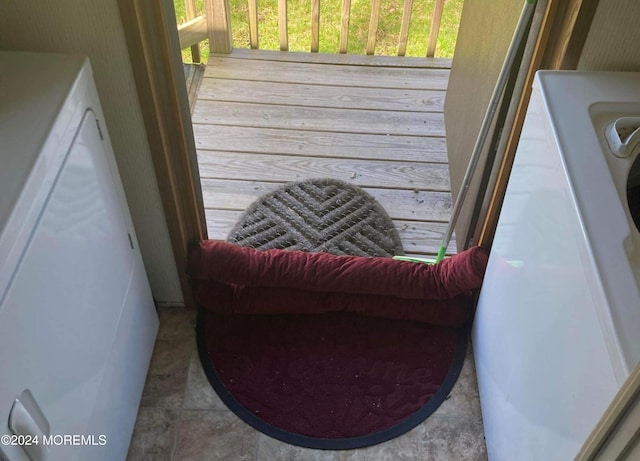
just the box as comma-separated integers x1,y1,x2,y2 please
127,306,487,461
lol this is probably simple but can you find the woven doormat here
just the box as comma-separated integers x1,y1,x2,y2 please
228,178,404,257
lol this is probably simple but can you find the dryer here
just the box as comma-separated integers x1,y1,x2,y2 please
0,52,158,460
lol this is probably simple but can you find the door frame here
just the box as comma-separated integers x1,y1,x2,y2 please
117,0,206,307
116,0,597,295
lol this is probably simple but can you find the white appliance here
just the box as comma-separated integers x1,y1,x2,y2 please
473,71,640,461
0,52,158,460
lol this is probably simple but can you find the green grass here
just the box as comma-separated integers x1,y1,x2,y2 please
174,0,463,63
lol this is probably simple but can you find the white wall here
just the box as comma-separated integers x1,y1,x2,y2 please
578,0,640,71
443,0,524,248
0,0,184,304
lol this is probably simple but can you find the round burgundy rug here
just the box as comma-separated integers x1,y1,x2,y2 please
197,310,466,449
196,179,469,449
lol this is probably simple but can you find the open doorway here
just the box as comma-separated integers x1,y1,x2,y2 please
117,0,596,303
172,0,466,261
117,0,616,458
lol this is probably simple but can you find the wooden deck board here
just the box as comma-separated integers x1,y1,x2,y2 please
211,49,453,68
198,79,446,112
200,178,452,222
197,151,450,191
193,125,448,163
205,57,449,90
205,209,456,256
192,101,445,136
195,50,456,255
183,63,205,113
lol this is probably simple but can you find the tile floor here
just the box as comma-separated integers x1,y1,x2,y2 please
127,306,487,461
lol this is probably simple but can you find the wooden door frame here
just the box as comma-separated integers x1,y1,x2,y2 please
115,0,599,292
576,363,640,460
117,0,206,307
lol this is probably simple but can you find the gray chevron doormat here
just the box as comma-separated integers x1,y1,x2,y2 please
228,178,404,257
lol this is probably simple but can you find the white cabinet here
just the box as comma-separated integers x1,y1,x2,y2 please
0,52,158,460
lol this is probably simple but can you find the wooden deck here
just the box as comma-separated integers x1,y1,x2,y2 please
191,49,456,256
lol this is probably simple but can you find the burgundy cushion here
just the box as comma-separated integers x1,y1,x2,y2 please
193,282,474,327
188,240,488,326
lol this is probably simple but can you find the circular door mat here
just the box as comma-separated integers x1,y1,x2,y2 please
197,310,466,450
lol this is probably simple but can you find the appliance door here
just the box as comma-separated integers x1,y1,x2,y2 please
0,110,135,461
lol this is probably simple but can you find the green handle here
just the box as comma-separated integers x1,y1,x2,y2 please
393,255,436,264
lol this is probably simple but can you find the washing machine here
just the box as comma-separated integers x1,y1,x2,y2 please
473,71,640,461
0,52,158,460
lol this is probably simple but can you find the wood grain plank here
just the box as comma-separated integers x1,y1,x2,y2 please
311,0,320,52
192,101,445,136
193,125,448,163
398,0,413,56
178,15,208,49
198,78,445,112
204,209,456,254
184,0,201,61
278,0,288,51
213,48,453,68
183,64,205,113
204,208,241,240
427,0,445,57
358,187,452,222
204,57,449,90
339,0,351,53
248,0,259,49
366,0,381,55
201,178,280,210
197,151,451,190
200,178,452,221
205,0,232,53
394,219,456,254
185,0,198,21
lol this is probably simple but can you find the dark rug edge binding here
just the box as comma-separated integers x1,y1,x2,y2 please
195,309,468,451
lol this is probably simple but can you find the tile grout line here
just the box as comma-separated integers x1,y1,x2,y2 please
254,432,260,461
169,410,181,461
170,319,197,461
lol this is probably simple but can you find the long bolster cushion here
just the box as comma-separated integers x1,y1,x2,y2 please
192,279,475,326
189,240,489,300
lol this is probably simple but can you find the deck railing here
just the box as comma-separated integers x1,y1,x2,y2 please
177,0,447,58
